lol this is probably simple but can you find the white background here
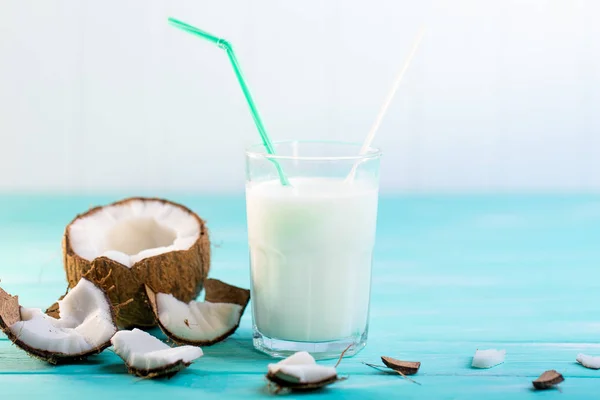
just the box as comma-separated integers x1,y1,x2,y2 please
0,0,598,193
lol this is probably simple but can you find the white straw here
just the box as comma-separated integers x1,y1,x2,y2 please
346,26,425,182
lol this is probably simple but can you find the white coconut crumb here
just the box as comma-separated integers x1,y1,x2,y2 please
111,328,203,371
68,199,201,268
8,279,116,354
471,349,506,369
577,353,600,370
268,352,337,384
156,293,243,342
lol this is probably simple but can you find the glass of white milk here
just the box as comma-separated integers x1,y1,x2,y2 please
246,141,381,359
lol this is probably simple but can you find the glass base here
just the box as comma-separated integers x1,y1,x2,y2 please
253,327,368,360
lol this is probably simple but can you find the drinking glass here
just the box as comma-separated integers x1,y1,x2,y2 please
245,141,381,359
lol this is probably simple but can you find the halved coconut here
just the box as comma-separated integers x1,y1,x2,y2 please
111,328,203,378
62,197,211,328
0,278,117,364
146,278,250,346
266,351,341,391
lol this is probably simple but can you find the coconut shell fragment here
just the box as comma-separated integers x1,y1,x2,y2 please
0,279,117,364
204,278,251,307
111,328,203,379
266,351,342,392
0,287,21,327
381,356,421,375
146,279,250,346
266,372,340,392
131,360,191,379
532,370,564,390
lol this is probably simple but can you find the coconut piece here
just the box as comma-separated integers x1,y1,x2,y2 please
266,351,340,391
471,349,506,369
576,353,600,370
381,356,421,375
0,279,117,364
146,279,250,346
63,197,211,328
111,328,203,378
532,370,564,390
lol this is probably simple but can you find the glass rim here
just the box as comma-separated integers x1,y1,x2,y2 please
245,140,382,161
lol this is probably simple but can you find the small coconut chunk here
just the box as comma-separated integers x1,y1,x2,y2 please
577,353,600,370
0,279,116,363
381,356,421,375
471,349,506,369
146,279,250,346
532,370,564,390
266,351,340,391
111,328,203,378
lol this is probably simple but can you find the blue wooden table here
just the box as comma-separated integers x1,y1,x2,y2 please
1,194,599,399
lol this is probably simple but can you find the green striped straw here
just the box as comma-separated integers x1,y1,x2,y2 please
168,17,289,186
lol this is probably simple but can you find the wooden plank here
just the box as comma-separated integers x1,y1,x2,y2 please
0,373,596,399
2,329,600,377
0,194,599,398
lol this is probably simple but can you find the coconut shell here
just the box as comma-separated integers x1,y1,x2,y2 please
63,197,211,328
0,283,116,364
381,356,421,375
203,278,251,307
125,360,192,379
532,370,564,390
146,279,250,346
266,373,342,391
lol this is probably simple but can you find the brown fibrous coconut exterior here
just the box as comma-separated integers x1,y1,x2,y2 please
532,370,564,390
266,373,343,392
62,197,211,328
381,356,421,375
125,360,192,379
145,278,250,346
0,282,117,364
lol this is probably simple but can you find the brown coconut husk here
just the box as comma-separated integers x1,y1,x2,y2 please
145,278,250,346
62,197,211,328
532,370,564,390
0,283,116,364
266,373,342,392
381,356,421,375
126,360,192,379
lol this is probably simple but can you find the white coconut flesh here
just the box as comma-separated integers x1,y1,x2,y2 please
111,328,203,372
8,279,116,355
471,349,506,369
68,199,200,268
577,353,600,370
268,351,338,384
156,293,243,342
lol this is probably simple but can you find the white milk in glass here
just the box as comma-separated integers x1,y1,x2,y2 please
246,177,378,342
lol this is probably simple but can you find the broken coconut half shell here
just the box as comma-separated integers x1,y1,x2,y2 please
146,278,250,346
266,351,341,391
111,328,203,378
62,197,211,328
0,278,117,364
